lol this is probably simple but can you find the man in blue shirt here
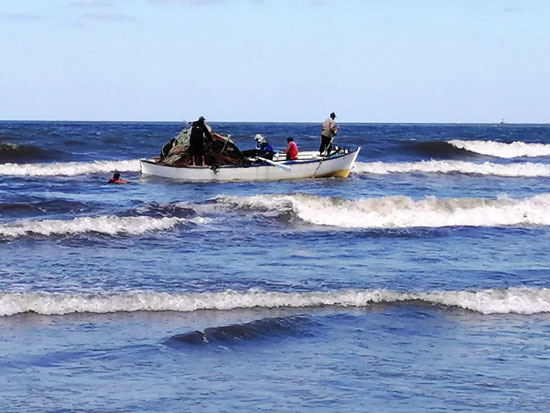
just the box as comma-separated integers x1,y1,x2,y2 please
253,134,274,160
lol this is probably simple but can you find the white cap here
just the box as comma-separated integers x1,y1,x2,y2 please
254,134,264,142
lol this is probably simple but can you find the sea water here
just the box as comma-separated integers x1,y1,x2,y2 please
1,121,550,412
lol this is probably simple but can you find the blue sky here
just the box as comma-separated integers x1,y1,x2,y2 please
1,0,548,122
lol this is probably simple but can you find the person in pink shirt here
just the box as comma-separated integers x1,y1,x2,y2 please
283,137,298,160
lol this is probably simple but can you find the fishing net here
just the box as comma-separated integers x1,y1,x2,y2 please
158,128,251,166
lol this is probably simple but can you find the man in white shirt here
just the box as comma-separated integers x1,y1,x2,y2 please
319,112,338,156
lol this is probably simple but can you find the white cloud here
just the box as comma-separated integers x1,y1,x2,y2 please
81,12,135,21
502,6,523,13
68,0,114,6
1,13,44,21
148,0,226,6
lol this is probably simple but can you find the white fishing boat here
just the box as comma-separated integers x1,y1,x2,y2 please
139,147,360,182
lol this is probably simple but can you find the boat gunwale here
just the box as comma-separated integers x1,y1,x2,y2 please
140,147,360,170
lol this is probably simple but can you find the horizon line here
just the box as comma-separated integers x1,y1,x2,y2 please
2,119,550,126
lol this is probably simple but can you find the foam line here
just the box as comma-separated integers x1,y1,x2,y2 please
214,193,550,228
0,215,207,237
0,159,140,176
449,140,550,158
352,160,550,177
1,287,549,316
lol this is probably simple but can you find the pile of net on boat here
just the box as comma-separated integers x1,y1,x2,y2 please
158,126,252,167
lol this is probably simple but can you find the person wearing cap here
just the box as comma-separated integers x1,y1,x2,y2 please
319,112,338,156
283,137,298,161
253,134,274,160
189,116,212,166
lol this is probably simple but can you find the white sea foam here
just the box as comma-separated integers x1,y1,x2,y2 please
0,159,140,176
352,160,550,177
2,158,548,179
0,215,207,237
449,139,550,158
1,287,549,316
215,193,550,229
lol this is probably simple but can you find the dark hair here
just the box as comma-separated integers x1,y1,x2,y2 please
113,172,120,179
330,112,336,119
287,137,293,142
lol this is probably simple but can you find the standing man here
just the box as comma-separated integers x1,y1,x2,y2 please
319,112,338,156
189,116,212,166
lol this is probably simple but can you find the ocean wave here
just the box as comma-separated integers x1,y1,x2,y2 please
0,142,57,162
353,160,550,177
0,215,207,238
214,193,550,228
2,287,549,317
0,199,92,216
134,202,198,219
408,141,473,159
165,314,313,345
3,158,548,179
449,140,550,158
0,159,140,176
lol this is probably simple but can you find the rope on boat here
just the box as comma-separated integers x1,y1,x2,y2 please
312,154,325,178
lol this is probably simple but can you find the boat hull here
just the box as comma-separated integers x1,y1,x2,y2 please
140,148,360,182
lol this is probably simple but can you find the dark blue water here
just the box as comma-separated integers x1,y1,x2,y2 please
1,121,550,412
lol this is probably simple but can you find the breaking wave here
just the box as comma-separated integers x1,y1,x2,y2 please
3,158,549,179
2,287,549,316
0,159,140,176
0,215,207,238
449,140,550,158
353,160,550,177
214,193,550,229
